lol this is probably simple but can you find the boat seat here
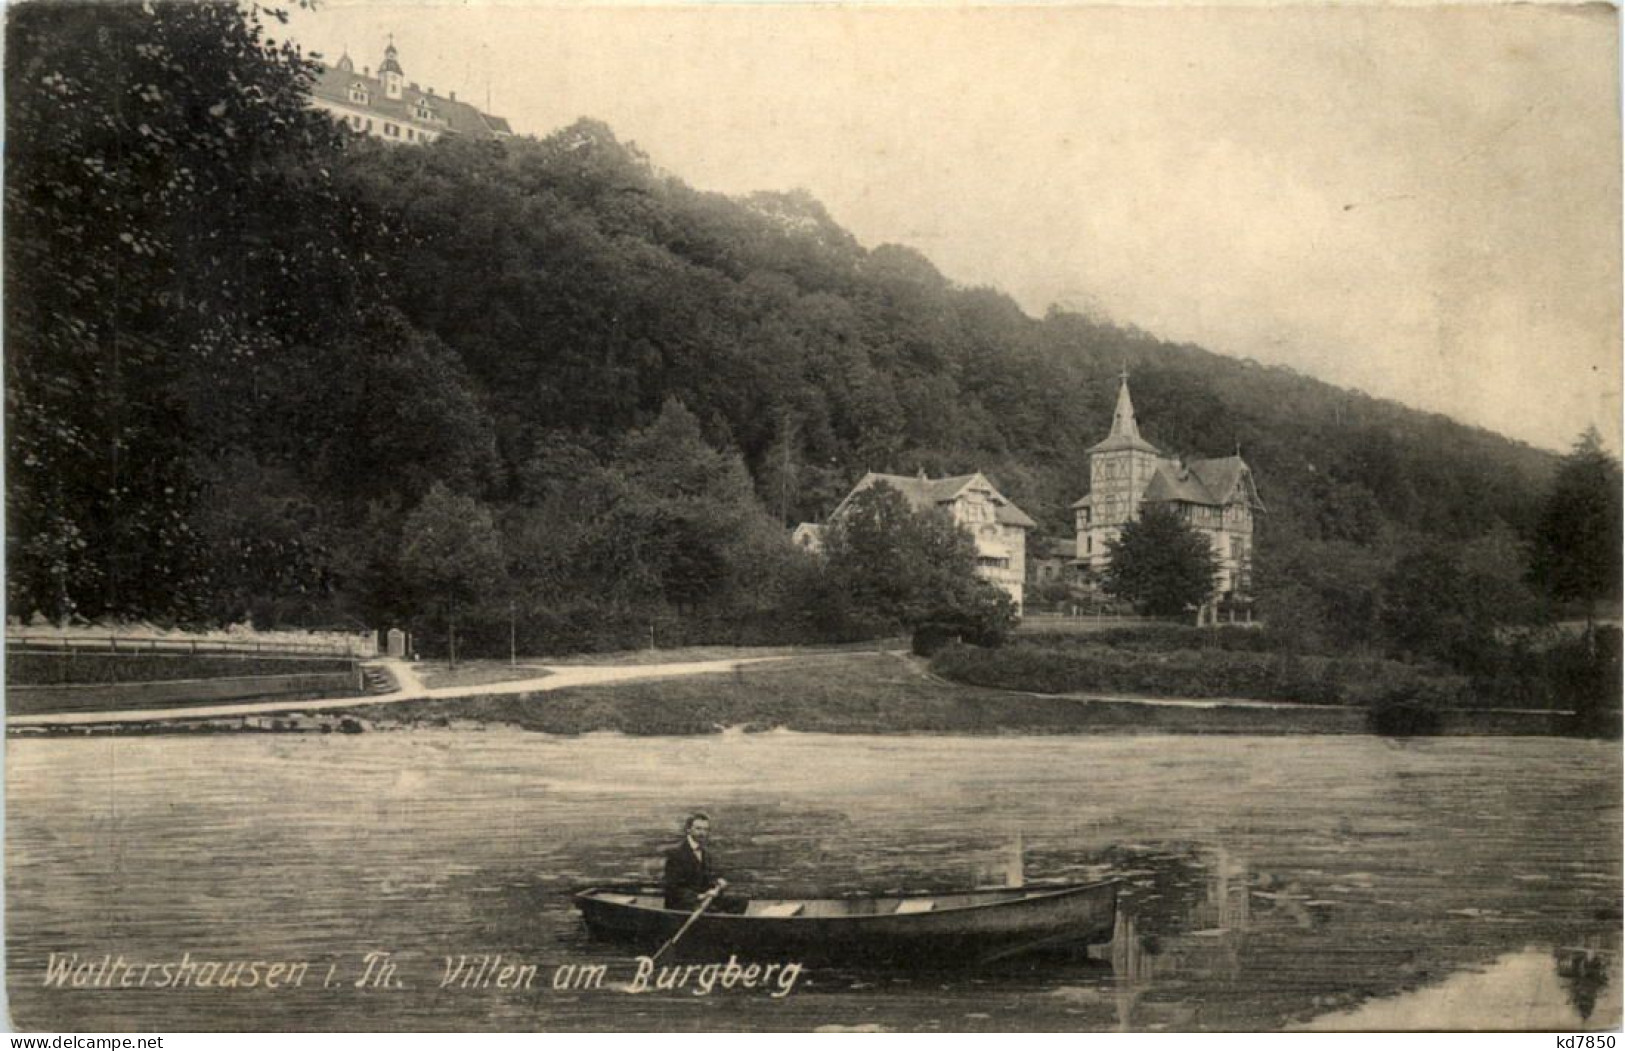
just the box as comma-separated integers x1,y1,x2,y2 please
747,901,805,918
894,899,935,914
595,893,638,905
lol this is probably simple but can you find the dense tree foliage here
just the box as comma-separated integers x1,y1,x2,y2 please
6,1,368,620
4,4,1579,659
1102,506,1221,616
399,483,505,665
817,484,1017,641
1529,428,1623,620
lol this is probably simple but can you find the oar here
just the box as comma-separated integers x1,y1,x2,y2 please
648,885,722,966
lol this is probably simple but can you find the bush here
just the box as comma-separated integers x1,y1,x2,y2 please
410,592,885,660
1459,626,1622,721
1366,685,1444,736
1023,624,1284,654
929,640,1461,705
912,623,959,657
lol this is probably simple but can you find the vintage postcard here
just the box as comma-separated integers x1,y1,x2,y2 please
4,0,1620,1036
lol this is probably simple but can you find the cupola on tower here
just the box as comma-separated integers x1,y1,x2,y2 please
380,38,404,100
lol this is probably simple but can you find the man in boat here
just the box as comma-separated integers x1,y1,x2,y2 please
663,811,730,911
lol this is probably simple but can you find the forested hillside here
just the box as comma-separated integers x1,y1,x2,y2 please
335,124,1559,537
5,3,1567,653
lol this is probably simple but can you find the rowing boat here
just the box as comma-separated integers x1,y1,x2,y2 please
573,880,1118,966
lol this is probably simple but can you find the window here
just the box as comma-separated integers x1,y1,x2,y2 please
349,83,369,104
384,122,398,137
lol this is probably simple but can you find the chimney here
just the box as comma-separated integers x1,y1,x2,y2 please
409,81,419,91
449,90,456,101
363,66,370,76
427,86,435,96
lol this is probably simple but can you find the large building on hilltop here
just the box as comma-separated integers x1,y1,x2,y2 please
309,39,512,145
1072,375,1263,613
795,471,1037,612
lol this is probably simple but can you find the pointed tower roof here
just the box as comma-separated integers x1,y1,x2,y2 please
336,50,355,73
379,37,404,76
1089,373,1159,454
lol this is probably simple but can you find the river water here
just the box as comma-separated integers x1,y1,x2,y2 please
6,731,1620,1031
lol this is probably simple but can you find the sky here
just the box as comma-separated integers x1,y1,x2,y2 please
283,2,1621,454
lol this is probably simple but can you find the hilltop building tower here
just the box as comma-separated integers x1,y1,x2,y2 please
1072,374,1263,615
309,39,513,144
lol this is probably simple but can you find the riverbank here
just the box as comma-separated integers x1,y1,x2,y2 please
10,651,1575,737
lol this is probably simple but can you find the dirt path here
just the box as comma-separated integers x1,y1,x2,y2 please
6,656,793,727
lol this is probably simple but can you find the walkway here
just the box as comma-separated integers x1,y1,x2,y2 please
6,656,792,728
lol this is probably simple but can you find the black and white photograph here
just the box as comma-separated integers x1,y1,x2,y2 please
4,0,1621,1036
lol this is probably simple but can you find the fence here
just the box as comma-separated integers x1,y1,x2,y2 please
6,630,377,658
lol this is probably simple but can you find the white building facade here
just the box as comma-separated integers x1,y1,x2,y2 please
309,41,513,146
1073,377,1263,603
799,471,1037,612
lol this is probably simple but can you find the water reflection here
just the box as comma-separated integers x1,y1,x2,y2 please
1296,935,1623,1032
1104,845,1252,1030
8,733,1619,1031
1102,843,1624,1031
1557,934,1617,1024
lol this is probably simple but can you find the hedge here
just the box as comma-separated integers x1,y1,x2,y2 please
7,650,356,686
1020,623,1289,654
929,641,1465,706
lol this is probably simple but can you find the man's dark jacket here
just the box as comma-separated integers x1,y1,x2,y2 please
663,840,717,910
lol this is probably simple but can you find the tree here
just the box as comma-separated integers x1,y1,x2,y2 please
1252,533,1386,652
6,1,363,620
264,308,502,504
1102,505,1220,617
602,398,779,612
1379,545,1477,664
819,482,1016,639
399,484,505,665
1529,427,1623,634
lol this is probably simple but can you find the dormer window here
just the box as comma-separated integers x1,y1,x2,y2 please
349,82,369,105
413,100,434,121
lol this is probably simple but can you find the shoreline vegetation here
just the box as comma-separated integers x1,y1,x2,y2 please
9,643,1600,739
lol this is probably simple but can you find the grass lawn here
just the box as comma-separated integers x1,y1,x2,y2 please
414,661,555,690
537,639,907,667
340,652,1370,736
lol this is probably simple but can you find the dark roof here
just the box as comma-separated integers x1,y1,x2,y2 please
1142,456,1264,509
311,63,511,140
841,472,1038,530
1088,432,1160,455
1089,377,1160,455
1188,457,1248,504
996,503,1039,529
1141,467,1211,505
